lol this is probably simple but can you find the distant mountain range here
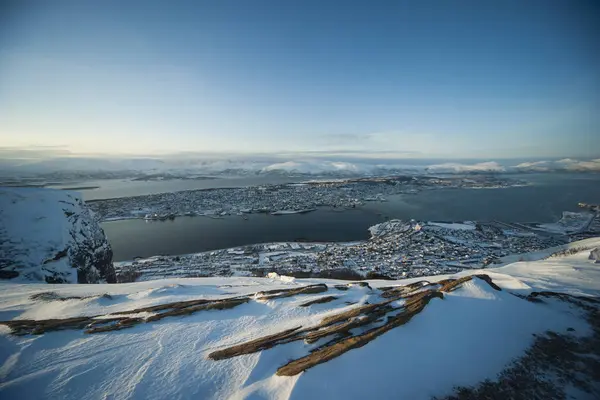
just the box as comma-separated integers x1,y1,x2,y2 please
1,151,599,179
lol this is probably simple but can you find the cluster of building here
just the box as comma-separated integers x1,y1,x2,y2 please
114,216,580,282
89,175,519,221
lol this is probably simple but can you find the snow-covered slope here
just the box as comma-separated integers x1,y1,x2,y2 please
0,188,116,283
0,239,599,399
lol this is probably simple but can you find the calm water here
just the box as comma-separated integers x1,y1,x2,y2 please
363,173,600,223
103,209,385,261
50,176,301,200
102,173,600,261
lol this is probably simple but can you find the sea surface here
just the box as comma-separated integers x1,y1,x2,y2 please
49,176,301,200
99,172,600,261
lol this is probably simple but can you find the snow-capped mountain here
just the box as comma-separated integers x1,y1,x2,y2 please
0,188,116,283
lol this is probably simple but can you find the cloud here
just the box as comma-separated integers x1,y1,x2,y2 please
317,130,432,155
261,161,360,174
513,161,551,171
0,145,73,160
512,158,600,172
2,145,599,177
515,161,548,168
559,158,600,171
426,161,506,173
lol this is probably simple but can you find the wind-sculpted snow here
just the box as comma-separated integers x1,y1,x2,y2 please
0,241,599,399
0,188,116,283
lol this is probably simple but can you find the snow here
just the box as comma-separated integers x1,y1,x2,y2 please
260,158,600,175
5,153,600,178
0,187,114,283
289,281,586,400
0,240,599,399
590,248,600,263
368,219,412,237
0,188,76,280
266,272,297,284
535,211,594,234
498,236,600,265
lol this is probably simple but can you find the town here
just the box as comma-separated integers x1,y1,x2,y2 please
88,174,523,221
114,209,600,283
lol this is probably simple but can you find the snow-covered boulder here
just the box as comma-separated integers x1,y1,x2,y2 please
266,272,296,284
368,219,413,238
0,188,116,283
590,248,600,263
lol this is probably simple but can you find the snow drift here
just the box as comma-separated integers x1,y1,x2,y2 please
0,188,116,283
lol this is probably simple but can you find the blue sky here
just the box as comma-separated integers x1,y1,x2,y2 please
0,0,598,158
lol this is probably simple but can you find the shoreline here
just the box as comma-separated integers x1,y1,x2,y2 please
111,211,600,282
91,175,524,222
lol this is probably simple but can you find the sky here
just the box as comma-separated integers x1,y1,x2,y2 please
0,0,599,159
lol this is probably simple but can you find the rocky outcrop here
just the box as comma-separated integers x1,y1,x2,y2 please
0,188,116,283
590,248,600,264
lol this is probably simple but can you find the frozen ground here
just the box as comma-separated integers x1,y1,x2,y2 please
1,239,599,399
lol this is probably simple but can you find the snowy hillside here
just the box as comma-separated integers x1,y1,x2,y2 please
0,240,599,399
0,188,116,283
